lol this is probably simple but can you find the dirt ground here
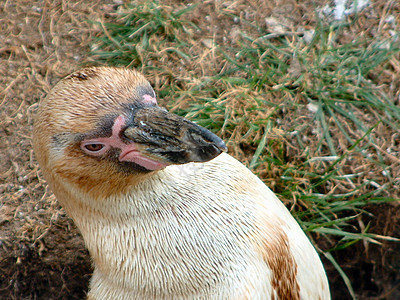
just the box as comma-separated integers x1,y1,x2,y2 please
0,0,399,299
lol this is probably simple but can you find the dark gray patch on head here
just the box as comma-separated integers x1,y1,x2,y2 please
119,85,157,124
136,85,156,99
94,114,118,137
133,85,157,107
118,160,152,175
51,133,81,157
105,147,152,175
78,113,119,141
68,68,99,81
52,133,75,149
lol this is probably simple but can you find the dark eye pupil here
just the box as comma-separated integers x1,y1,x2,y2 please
85,144,103,152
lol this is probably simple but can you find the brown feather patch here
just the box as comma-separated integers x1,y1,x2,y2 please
259,229,300,300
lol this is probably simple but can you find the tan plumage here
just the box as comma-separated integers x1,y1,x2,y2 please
33,66,330,299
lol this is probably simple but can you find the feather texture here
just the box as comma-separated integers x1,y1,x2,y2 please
33,67,330,299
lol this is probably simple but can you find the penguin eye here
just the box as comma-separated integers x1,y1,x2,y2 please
81,141,108,156
84,143,104,152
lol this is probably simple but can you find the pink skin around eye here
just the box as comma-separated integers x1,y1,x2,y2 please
81,115,169,171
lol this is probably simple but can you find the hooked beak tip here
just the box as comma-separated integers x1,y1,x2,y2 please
122,107,227,168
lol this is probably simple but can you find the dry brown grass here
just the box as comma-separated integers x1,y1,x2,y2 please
1,0,399,299
0,0,107,298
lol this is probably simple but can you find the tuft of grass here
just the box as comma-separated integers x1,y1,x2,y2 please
90,1,197,67
88,2,400,297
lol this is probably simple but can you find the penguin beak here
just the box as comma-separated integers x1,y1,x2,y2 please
122,106,227,166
